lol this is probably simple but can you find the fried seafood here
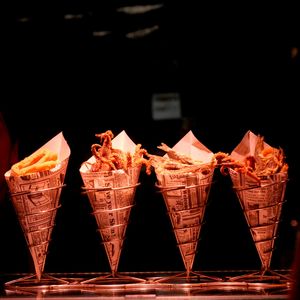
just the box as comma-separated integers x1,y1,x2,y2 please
254,135,288,176
215,135,288,182
11,148,58,176
157,143,196,165
149,143,215,175
85,130,152,175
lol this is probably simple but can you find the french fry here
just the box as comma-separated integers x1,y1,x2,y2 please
11,148,58,176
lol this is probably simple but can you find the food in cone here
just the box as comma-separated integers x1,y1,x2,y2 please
80,130,151,275
149,131,216,275
4,132,70,281
216,130,288,271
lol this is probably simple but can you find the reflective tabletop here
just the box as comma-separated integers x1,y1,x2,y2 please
0,270,293,299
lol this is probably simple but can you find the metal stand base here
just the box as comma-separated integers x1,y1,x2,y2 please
4,273,70,291
80,272,146,284
228,269,292,283
150,270,222,283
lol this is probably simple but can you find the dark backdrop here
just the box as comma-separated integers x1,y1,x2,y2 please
1,1,299,275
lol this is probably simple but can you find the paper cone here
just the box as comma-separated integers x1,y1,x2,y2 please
99,223,127,275
229,168,287,270
151,131,216,275
158,168,214,274
92,205,133,229
4,132,70,280
80,166,141,274
173,225,201,272
80,131,146,275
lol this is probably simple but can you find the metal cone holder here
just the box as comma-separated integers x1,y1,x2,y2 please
228,169,290,283
4,158,70,290
4,186,70,289
80,166,146,284
153,168,221,283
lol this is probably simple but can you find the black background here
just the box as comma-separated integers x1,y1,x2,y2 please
0,1,299,275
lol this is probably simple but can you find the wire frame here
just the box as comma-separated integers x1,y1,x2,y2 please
152,169,221,283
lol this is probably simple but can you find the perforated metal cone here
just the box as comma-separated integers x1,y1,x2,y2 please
229,169,287,270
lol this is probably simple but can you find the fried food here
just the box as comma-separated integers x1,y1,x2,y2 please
11,148,58,176
215,135,288,182
149,143,215,175
85,130,152,175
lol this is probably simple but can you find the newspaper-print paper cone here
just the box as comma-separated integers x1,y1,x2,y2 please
4,132,70,281
157,168,214,274
100,224,127,274
92,205,133,230
174,226,201,272
80,166,141,275
229,168,287,270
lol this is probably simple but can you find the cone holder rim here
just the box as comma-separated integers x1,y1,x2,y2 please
97,222,129,230
176,242,198,251
28,239,52,248
156,181,214,192
9,184,66,197
81,182,140,193
242,201,284,212
16,204,62,218
233,179,288,192
101,237,126,244
92,204,134,214
167,205,206,213
23,223,55,234
172,221,205,230
254,237,276,245
250,222,279,230
173,223,205,231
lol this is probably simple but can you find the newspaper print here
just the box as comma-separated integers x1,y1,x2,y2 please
156,168,214,273
178,241,198,272
168,207,205,229
174,226,200,244
102,239,124,274
229,168,287,269
157,169,214,210
245,204,282,227
99,224,127,242
229,169,286,226
251,223,277,243
81,167,140,210
255,239,274,269
93,205,132,229
80,166,141,274
5,158,69,280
